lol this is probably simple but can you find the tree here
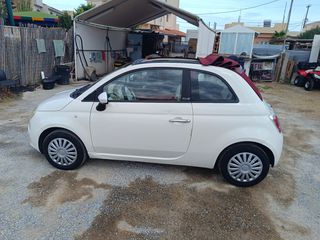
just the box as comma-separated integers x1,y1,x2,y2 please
58,11,72,30
74,3,94,17
299,27,320,39
0,1,7,25
272,31,286,40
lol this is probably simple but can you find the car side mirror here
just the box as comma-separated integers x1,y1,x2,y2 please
97,92,108,111
98,92,108,104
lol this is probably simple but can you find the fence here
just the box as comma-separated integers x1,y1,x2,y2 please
0,26,73,86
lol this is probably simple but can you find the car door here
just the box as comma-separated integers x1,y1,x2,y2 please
90,67,193,160
187,69,241,166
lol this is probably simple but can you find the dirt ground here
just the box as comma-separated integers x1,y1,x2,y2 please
0,82,319,240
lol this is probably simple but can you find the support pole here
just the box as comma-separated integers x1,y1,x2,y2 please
5,0,14,26
281,2,287,31
285,0,294,34
302,5,311,30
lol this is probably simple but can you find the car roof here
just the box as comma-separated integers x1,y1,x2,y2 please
132,58,200,65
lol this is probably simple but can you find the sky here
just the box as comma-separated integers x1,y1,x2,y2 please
44,0,320,31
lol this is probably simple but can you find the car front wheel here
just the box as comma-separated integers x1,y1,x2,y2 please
219,144,270,187
42,130,88,170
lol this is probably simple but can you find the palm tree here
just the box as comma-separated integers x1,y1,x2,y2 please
272,31,286,40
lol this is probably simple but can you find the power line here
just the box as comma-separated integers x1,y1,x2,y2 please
196,0,281,15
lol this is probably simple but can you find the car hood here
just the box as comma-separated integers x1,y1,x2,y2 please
37,89,75,112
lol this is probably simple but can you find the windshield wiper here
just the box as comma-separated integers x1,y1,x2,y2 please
70,84,91,99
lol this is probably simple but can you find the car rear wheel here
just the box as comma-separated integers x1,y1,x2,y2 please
42,130,87,170
219,143,270,187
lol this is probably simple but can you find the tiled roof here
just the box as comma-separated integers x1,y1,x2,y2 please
157,28,186,37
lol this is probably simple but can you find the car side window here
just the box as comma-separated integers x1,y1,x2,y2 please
190,70,237,102
103,68,183,102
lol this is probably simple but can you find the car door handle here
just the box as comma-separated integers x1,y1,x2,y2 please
169,118,191,123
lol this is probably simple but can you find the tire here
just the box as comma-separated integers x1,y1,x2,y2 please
219,143,270,187
304,79,314,91
293,76,301,86
42,130,88,170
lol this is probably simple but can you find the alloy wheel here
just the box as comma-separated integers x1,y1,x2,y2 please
48,138,78,166
227,152,263,183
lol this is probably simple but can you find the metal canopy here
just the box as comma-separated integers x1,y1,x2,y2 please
75,0,200,28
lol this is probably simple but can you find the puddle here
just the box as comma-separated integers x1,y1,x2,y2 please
22,171,110,207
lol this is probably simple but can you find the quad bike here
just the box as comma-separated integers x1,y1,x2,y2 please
293,69,312,87
294,62,319,87
304,68,320,91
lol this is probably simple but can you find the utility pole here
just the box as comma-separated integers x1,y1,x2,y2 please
281,2,287,31
302,4,311,30
5,0,14,26
238,9,242,23
285,0,294,34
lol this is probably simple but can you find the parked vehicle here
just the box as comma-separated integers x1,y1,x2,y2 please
294,62,319,87
28,59,283,187
293,69,311,87
304,68,320,91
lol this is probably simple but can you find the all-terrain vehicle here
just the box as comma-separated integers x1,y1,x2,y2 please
293,62,319,87
304,68,320,91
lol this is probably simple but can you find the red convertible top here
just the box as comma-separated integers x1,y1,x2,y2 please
199,54,263,100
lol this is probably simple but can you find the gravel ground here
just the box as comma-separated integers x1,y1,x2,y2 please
0,82,319,240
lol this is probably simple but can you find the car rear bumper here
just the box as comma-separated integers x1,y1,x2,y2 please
272,132,283,166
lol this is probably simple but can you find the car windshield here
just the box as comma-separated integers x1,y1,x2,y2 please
70,64,132,99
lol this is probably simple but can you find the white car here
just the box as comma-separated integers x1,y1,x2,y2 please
28,59,283,187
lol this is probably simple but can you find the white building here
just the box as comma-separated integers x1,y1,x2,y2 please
31,0,62,16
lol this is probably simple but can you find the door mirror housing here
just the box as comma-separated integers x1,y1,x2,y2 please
98,92,108,104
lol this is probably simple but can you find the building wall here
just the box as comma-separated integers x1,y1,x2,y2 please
87,0,179,30
225,22,298,44
31,0,62,16
86,0,111,6
147,0,179,30
11,0,62,16
304,21,320,32
254,33,273,44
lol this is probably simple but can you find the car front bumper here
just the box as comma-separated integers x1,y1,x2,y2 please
28,115,40,152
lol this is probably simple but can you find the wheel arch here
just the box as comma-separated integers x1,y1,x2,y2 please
38,127,88,154
215,141,275,169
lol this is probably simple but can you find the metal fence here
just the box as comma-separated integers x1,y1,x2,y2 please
0,26,73,86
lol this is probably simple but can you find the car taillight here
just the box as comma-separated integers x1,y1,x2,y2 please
270,115,282,133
